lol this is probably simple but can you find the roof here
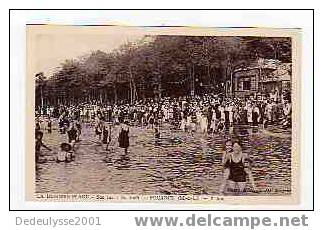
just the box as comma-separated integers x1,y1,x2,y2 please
234,59,291,73
234,60,291,81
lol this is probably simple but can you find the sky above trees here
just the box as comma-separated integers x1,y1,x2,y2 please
33,30,144,77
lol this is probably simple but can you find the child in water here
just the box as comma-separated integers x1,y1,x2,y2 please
56,143,74,163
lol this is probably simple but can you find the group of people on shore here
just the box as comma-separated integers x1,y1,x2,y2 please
37,93,292,134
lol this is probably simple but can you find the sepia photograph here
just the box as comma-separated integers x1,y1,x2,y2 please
26,25,300,204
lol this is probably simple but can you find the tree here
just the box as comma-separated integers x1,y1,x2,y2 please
35,72,45,108
38,35,291,106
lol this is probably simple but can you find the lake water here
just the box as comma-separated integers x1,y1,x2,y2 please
36,121,291,196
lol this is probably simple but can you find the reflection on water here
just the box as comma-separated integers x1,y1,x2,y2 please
36,123,291,196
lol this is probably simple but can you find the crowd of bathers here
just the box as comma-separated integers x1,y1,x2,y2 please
34,93,291,194
36,93,292,134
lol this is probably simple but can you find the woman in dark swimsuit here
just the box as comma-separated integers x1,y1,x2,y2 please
67,123,77,143
67,123,78,150
225,144,247,189
118,126,129,154
221,141,256,194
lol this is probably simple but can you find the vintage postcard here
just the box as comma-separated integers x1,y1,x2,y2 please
26,25,301,206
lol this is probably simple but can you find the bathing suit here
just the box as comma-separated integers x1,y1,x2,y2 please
67,128,77,143
118,129,129,148
102,129,108,144
225,156,247,182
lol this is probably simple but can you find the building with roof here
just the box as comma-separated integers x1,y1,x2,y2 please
227,59,291,101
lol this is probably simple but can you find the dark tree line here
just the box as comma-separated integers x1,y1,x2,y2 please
35,36,291,106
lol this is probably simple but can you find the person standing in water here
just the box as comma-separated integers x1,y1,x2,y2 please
102,125,112,151
75,120,82,142
35,130,51,163
118,125,129,154
219,139,233,193
200,114,208,134
67,122,78,150
94,115,103,141
220,140,256,194
47,117,52,133
102,125,109,145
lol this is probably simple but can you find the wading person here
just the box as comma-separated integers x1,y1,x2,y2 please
67,123,77,149
154,127,160,139
200,114,208,134
220,141,256,194
56,143,74,163
47,117,52,133
265,99,273,125
102,125,109,145
217,118,225,133
118,126,129,154
154,127,162,146
94,116,103,141
58,112,67,134
227,103,234,127
252,104,260,127
245,103,253,126
35,121,41,132
35,130,51,163
148,113,155,130
180,115,186,131
75,120,82,142
219,139,233,194
282,99,292,129
102,125,112,151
